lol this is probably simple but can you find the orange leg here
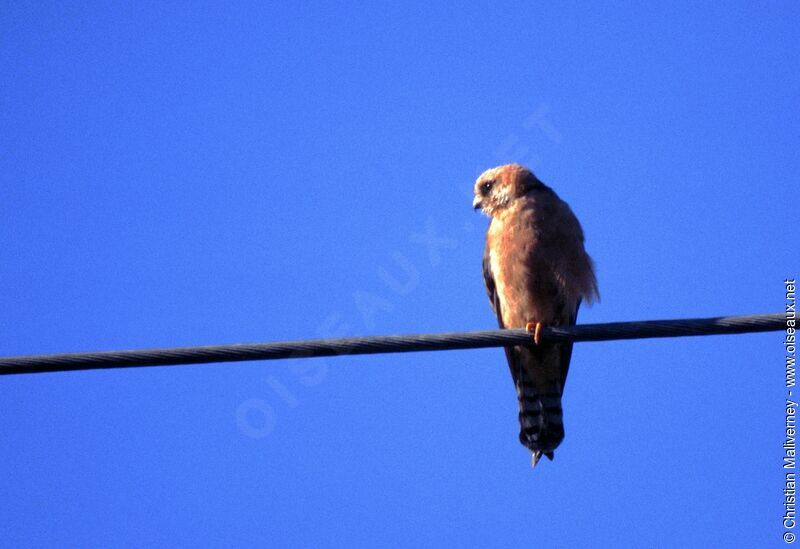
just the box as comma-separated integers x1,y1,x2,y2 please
525,321,543,345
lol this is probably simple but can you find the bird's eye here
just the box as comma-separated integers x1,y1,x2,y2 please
481,181,493,194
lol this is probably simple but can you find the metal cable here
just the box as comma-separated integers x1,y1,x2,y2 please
0,313,785,375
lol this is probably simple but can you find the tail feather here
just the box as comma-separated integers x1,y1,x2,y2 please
519,389,564,465
531,450,555,467
511,346,566,468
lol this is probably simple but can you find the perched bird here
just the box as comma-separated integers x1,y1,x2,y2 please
474,164,598,467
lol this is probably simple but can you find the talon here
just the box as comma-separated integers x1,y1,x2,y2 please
525,321,543,345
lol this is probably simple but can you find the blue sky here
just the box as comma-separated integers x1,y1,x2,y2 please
1,2,798,547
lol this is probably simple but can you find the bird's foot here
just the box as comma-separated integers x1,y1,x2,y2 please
525,321,543,345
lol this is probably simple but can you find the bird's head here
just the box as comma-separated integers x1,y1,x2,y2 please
472,164,542,217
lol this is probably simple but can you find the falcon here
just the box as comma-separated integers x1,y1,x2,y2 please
473,164,598,467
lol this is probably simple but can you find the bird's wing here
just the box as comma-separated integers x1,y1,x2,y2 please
483,242,517,371
482,242,503,328
557,298,581,390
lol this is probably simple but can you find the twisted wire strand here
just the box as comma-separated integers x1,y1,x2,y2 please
0,313,785,375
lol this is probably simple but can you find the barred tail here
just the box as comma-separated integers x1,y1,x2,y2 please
512,347,566,467
519,388,564,467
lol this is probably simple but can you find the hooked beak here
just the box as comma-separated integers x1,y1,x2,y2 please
472,195,482,210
